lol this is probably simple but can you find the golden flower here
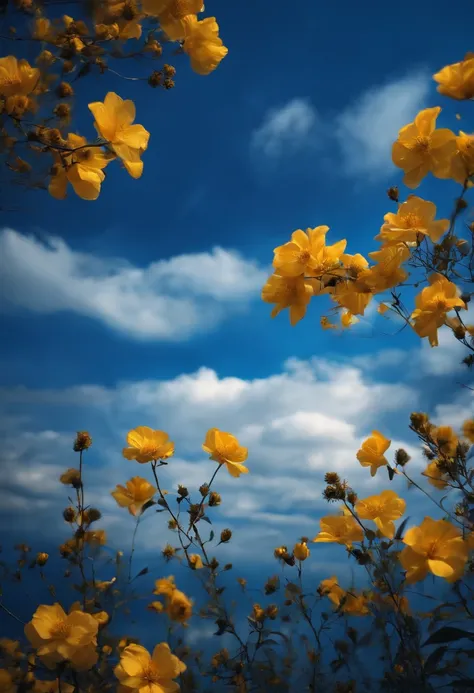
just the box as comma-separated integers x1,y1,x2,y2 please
293,541,310,561
411,274,466,347
431,425,459,457
376,196,449,247
59,468,81,487
114,643,186,693
0,670,15,693
313,515,363,547
167,589,193,623
450,131,474,184
364,245,410,293
262,273,314,326
462,419,474,444
34,679,74,693
251,604,266,623
25,603,98,670
153,576,176,597
111,477,157,516
356,431,391,477
142,0,203,40
433,53,474,100
273,226,346,279
400,517,469,584
422,460,449,490
202,428,248,477
84,529,107,547
123,426,174,463
48,133,110,202
88,92,150,179
0,56,39,99
188,554,203,569
181,15,228,75
340,311,358,328
392,107,457,188
318,577,368,615
354,490,406,539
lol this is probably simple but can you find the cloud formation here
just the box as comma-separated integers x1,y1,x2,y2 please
251,98,320,159
0,229,268,341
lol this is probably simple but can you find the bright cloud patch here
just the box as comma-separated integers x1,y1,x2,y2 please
251,98,320,158
334,71,430,179
0,229,268,341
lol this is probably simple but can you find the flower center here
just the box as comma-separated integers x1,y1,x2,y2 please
426,541,439,560
297,249,310,265
142,666,160,684
410,135,431,153
402,212,424,229
140,443,162,458
50,620,71,639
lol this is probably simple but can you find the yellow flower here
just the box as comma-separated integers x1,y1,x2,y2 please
154,576,176,596
111,476,157,516
422,460,449,490
342,592,369,617
293,541,310,561
0,670,15,693
318,577,368,615
262,273,314,326
411,274,466,347
354,490,406,539
0,56,39,98
433,53,474,100
364,244,410,293
450,131,474,184
123,426,174,463
272,226,346,280
340,311,358,328
400,517,469,584
88,92,150,179
392,107,457,188
25,603,98,671
34,680,74,693
189,554,203,569
431,425,459,457
32,18,53,41
356,431,391,477
462,419,474,444
376,196,449,247
319,576,344,607
167,589,193,623
48,133,110,201
320,316,337,330
181,15,228,75
84,529,107,547
202,428,248,477
114,643,186,693
142,0,203,40
313,515,363,547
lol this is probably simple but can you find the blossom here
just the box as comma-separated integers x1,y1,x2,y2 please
0,56,39,99
356,431,391,477
340,310,358,328
154,576,176,597
88,93,150,178
293,541,310,561
48,133,110,201
188,554,203,569
123,427,174,463
272,226,346,280
24,603,98,670
313,515,363,547
202,428,248,477
318,577,368,615
364,244,410,293
111,477,157,516
411,274,466,347
462,419,474,444
354,490,406,539
422,460,449,490
392,107,457,188
400,517,469,584
431,425,459,457
376,196,449,247
433,53,474,100
167,589,193,623
181,15,228,75
262,273,314,325
142,0,203,39
114,643,186,693
449,131,474,184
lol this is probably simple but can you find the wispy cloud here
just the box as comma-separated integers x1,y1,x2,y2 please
0,229,268,341
251,98,320,159
251,71,431,180
334,71,430,179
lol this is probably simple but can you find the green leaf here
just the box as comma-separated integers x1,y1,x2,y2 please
423,627,474,647
209,531,215,542
394,516,410,541
135,567,149,578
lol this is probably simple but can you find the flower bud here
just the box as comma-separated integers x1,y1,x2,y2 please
209,491,221,507
73,431,92,451
36,552,49,566
220,529,232,543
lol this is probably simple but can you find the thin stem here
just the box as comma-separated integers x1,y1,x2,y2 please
128,517,140,583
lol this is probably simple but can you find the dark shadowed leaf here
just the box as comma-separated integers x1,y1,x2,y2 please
423,627,474,647
394,517,410,541
423,646,448,675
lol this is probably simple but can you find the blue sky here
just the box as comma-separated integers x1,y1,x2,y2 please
0,0,473,655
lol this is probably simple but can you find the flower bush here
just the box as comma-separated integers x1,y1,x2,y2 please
1,4,474,691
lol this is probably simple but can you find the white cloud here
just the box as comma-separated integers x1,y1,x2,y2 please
334,71,430,179
251,98,320,159
0,229,268,341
